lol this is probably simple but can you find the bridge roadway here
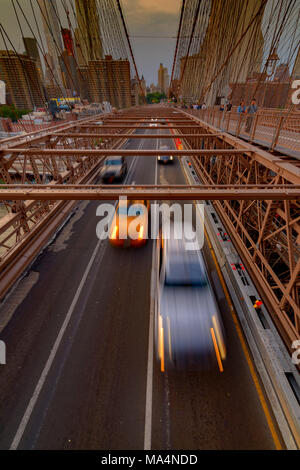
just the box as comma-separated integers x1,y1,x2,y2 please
0,125,282,449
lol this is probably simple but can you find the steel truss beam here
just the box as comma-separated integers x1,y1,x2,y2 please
1,149,248,156
0,106,299,351
48,133,220,139
76,125,200,129
102,120,194,123
0,185,299,201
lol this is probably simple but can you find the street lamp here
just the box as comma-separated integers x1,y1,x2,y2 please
265,48,279,78
261,48,279,108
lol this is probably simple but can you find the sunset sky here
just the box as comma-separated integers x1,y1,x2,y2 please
0,1,298,87
0,0,181,86
122,0,181,85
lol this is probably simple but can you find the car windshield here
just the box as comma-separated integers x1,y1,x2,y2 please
128,204,145,216
105,159,122,165
165,255,207,286
117,206,128,215
117,202,146,216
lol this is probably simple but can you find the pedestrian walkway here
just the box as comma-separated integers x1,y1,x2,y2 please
185,108,300,159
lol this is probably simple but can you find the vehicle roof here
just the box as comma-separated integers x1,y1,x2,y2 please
164,222,200,254
117,199,147,207
105,156,123,160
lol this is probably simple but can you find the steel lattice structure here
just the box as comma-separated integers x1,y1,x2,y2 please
176,108,300,349
0,106,299,354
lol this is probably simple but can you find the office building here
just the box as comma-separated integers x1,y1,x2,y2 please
88,55,132,109
0,50,44,109
37,0,64,86
157,63,169,95
75,0,103,64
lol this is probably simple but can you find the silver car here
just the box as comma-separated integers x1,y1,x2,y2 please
101,156,127,183
155,222,226,371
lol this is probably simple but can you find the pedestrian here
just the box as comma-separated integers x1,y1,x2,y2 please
48,99,58,120
219,103,225,112
226,101,232,112
245,98,258,133
202,102,207,110
237,101,246,114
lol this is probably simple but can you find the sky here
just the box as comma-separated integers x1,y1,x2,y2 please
0,1,298,87
121,0,181,85
0,0,181,87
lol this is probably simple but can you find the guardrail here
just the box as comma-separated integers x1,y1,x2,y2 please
184,108,300,155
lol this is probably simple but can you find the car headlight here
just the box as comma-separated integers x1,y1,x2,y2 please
170,156,173,160
158,156,161,160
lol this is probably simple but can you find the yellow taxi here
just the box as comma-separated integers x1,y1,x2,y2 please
109,199,150,247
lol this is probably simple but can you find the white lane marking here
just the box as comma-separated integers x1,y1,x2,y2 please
10,236,103,450
122,135,144,186
144,129,159,450
10,127,146,450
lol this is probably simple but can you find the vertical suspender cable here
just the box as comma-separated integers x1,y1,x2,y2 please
169,0,186,98
116,0,145,101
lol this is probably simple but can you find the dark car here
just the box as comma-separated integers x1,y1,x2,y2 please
101,156,127,183
157,145,174,164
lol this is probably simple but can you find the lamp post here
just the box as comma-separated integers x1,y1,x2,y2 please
262,48,279,107
265,48,280,78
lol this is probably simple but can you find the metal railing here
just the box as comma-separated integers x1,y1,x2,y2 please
184,108,300,155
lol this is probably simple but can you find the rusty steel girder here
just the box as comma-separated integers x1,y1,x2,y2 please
0,105,299,355
0,184,299,201
0,111,135,269
1,148,249,157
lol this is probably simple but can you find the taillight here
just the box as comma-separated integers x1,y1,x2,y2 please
111,225,118,239
138,225,144,239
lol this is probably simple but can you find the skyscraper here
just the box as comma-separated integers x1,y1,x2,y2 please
292,45,300,79
157,63,169,95
60,29,80,95
75,0,103,64
140,75,147,96
0,50,44,109
74,28,85,67
37,0,64,86
23,37,43,81
88,55,132,109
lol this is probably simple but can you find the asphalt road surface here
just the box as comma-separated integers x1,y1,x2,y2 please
0,125,283,449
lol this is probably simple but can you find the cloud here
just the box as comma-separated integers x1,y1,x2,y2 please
123,0,178,15
122,0,180,35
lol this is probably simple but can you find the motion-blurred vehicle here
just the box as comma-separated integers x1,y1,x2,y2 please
155,221,226,371
109,199,150,247
149,123,157,127
101,156,127,183
89,102,103,112
58,103,71,111
157,145,174,164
